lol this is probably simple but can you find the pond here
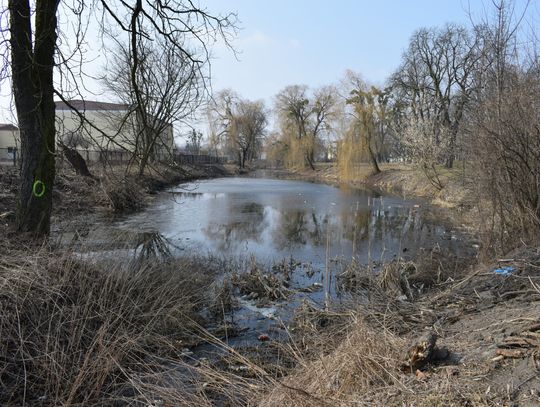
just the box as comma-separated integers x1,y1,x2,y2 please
114,177,468,265
71,176,475,348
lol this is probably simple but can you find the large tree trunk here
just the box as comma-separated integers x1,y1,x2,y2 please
305,153,316,171
10,0,59,236
305,144,316,170
241,149,247,169
445,130,457,169
366,130,381,174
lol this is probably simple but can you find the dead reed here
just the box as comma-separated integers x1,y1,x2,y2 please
0,246,236,406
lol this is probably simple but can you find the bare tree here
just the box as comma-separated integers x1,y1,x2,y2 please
390,24,481,168
469,0,540,250
345,86,389,174
185,129,203,155
211,90,267,168
233,100,267,168
275,85,336,170
336,72,393,178
5,0,236,235
103,35,203,175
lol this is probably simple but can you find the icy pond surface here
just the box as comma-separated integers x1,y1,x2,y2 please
70,176,475,348
114,176,466,264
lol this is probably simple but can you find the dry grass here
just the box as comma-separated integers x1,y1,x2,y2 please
259,314,406,406
0,246,241,406
101,176,145,212
231,257,292,304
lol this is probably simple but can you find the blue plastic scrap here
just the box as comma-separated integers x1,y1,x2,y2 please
493,266,516,276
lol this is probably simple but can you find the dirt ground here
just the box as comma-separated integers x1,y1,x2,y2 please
421,247,540,406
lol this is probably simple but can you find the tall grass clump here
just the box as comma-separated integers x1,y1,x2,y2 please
259,316,404,406
0,249,221,406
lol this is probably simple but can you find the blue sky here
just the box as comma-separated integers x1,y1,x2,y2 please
0,0,536,124
204,0,536,102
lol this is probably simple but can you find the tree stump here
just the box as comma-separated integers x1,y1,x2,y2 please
61,144,93,177
401,331,438,372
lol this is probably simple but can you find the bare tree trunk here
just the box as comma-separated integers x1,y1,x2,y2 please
305,152,316,171
367,143,381,173
445,135,456,168
138,152,149,177
241,149,247,168
61,144,93,177
10,0,58,235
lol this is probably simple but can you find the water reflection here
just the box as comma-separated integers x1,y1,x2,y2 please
111,177,469,267
204,201,266,250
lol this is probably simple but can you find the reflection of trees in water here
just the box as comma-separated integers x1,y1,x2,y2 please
277,211,308,246
203,201,266,251
270,204,423,252
335,203,452,259
200,192,455,257
339,208,370,242
273,209,333,250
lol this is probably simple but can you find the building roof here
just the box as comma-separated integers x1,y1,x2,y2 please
55,100,129,111
0,123,18,131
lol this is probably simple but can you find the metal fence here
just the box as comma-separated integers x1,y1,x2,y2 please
172,152,223,165
0,147,224,167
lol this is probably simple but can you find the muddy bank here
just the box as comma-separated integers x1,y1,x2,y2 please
259,245,540,406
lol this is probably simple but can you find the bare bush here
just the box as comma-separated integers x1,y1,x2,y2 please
472,70,540,250
400,116,452,190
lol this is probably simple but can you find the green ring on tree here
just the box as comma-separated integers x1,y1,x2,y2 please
32,180,46,198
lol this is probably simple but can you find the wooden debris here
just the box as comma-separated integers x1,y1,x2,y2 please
401,331,437,372
0,211,13,219
495,348,527,359
499,336,536,349
494,321,540,359
415,369,430,381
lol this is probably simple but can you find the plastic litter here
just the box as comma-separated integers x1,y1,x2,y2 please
493,266,516,276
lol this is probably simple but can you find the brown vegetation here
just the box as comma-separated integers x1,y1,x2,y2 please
257,245,540,406
0,248,216,405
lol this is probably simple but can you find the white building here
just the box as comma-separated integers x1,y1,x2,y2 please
0,100,175,165
55,100,174,162
0,123,19,164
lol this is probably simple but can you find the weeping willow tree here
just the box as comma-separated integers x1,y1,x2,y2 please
338,85,390,181
275,85,335,170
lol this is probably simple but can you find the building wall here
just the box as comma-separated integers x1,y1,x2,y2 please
1,107,174,163
56,109,174,157
0,129,19,161
56,109,136,151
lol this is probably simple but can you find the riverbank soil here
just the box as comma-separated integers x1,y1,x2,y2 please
259,246,540,406
267,162,472,209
